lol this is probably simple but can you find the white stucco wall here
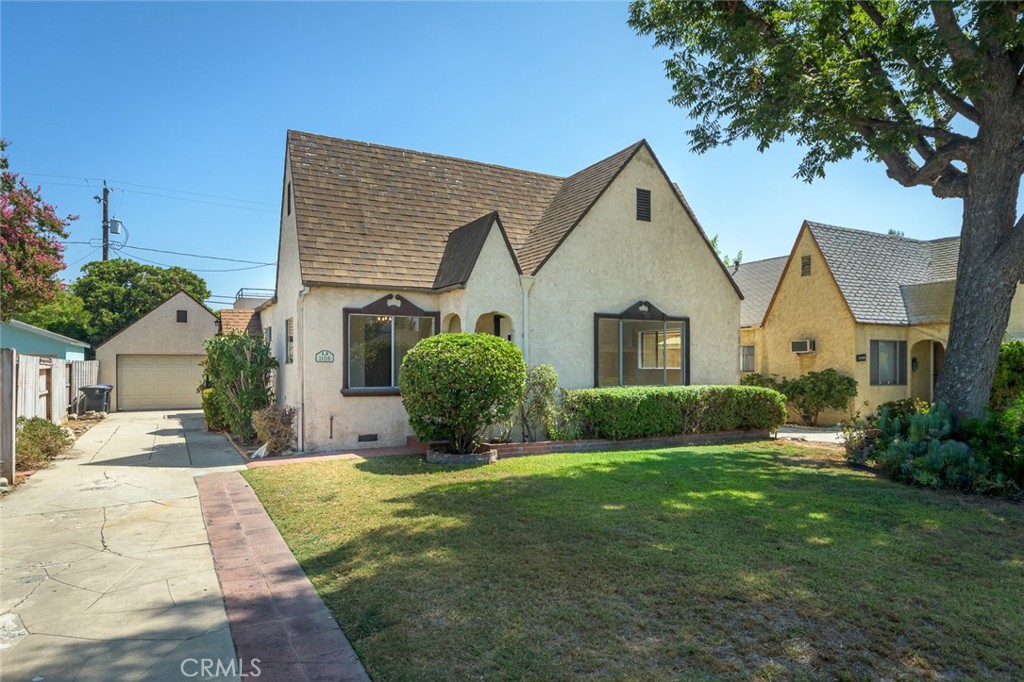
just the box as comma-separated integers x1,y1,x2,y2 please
95,292,218,410
527,146,741,388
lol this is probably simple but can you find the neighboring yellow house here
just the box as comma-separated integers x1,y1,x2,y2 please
733,221,1024,424
258,131,742,452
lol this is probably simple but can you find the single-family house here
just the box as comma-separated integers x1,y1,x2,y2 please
0,320,90,360
96,290,218,411
737,221,1024,422
259,130,743,452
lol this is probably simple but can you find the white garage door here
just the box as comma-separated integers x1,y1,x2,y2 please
117,355,205,410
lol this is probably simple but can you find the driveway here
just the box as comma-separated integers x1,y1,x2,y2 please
1,410,245,681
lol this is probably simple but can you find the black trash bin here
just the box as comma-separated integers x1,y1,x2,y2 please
80,384,114,412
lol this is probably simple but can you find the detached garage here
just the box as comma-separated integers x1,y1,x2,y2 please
96,291,218,411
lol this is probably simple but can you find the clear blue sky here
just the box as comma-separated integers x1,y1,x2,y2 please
2,1,967,308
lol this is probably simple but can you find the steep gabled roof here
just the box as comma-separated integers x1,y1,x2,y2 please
433,213,521,290
805,222,961,325
285,132,730,292
288,131,562,290
731,256,787,327
95,290,216,349
517,142,645,274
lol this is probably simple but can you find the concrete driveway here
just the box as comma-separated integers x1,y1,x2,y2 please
1,410,245,682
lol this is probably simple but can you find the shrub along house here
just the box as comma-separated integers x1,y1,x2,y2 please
737,221,1024,423
258,131,743,452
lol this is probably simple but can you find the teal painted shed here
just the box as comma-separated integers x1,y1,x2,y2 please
0,320,90,360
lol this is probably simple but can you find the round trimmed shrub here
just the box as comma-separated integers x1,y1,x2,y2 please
399,333,526,454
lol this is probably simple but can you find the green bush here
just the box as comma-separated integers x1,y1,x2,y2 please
870,403,1022,496
518,364,559,442
990,340,1024,411
559,385,787,440
15,417,74,471
252,404,297,455
204,333,277,442
399,333,526,454
741,369,858,425
200,388,229,432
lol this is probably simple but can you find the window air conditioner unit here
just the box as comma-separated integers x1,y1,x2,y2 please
791,339,816,354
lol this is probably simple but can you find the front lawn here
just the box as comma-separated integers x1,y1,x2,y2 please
244,443,1024,681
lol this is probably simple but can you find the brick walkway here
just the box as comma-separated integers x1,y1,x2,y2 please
195,472,369,682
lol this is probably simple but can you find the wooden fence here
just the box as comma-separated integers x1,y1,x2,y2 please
6,351,99,423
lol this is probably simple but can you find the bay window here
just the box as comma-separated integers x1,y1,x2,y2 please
344,295,439,393
595,301,688,387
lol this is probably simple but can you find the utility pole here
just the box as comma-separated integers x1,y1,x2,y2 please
101,181,110,260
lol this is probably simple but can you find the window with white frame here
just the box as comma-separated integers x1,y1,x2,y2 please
740,345,755,373
286,318,294,364
870,340,907,385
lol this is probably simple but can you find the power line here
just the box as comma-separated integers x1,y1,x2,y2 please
121,245,274,265
22,172,276,207
65,248,101,267
125,252,274,273
118,188,276,213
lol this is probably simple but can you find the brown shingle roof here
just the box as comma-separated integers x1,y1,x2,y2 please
219,309,261,336
433,213,521,290
287,132,663,288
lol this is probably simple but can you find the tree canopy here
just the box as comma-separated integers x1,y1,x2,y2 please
630,0,1024,418
71,259,210,347
0,139,76,320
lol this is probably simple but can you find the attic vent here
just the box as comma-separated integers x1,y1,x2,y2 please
636,188,651,222
176,310,188,323
286,182,292,216
801,255,811,277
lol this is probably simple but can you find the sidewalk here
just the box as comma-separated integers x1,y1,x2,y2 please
1,411,245,682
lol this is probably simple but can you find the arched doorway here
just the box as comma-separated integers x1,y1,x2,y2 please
474,312,514,342
444,314,462,333
910,340,945,403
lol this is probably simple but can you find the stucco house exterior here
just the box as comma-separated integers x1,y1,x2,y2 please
259,130,743,452
0,320,89,360
735,221,1024,422
96,290,218,411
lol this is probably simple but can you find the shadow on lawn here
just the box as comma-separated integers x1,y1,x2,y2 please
285,447,1024,682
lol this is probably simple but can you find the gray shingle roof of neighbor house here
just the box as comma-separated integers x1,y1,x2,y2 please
805,222,961,325
285,131,741,295
731,256,788,328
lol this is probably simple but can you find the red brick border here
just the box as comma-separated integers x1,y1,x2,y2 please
245,429,771,469
196,472,370,682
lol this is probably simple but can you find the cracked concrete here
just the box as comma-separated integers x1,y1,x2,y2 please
1,410,245,681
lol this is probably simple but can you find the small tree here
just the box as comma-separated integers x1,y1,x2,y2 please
203,333,277,442
742,368,858,425
784,369,858,426
519,364,559,442
1,139,76,319
399,333,526,454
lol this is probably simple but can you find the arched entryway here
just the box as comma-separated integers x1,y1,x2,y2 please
474,312,514,342
444,313,462,333
910,340,945,403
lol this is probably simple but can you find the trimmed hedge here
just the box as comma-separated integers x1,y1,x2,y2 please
561,385,787,440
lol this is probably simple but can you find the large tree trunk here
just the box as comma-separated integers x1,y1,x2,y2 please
935,117,1023,419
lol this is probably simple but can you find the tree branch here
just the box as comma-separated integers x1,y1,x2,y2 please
930,2,981,67
858,1,981,124
863,126,971,198
846,117,970,143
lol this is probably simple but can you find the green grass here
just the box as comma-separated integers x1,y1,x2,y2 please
243,444,1024,681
